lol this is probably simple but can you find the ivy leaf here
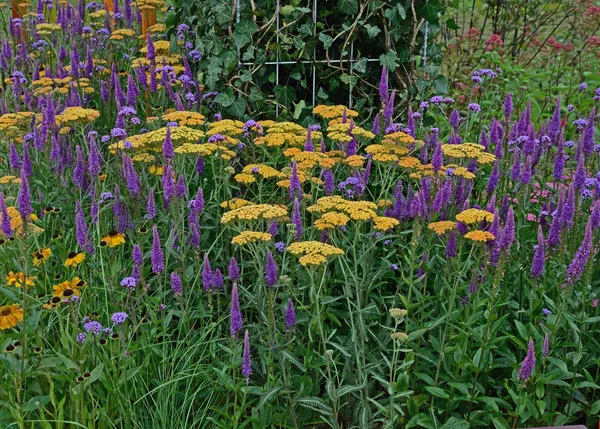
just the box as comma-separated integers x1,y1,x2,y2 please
379,51,399,72
227,97,247,118
337,0,358,15
433,75,448,94
293,100,306,120
319,33,334,50
446,18,459,30
215,89,235,107
363,24,381,39
233,19,259,50
340,73,358,87
274,85,296,107
416,0,444,24
353,57,367,74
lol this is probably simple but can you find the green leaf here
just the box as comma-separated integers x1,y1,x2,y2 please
215,90,235,108
446,18,459,30
433,75,448,94
274,85,296,108
363,24,381,38
440,417,470,429
353,57,367,74
425,386,449,399
337,0,358,15
22,395,51,412
233,19,259,49
416,0,443,24
319,33,334,50
379,51,399,72
293,100,306,120
227,97,247,118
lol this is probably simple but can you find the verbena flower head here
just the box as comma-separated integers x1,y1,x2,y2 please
111,312,128,325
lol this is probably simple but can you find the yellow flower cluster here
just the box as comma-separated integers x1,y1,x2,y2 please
231,231,272,245
327,123,375,142
33,77,94,97
242,164,285,179
221,198,253,210
110,126,205,152
162,111,205,127
0,175,21,185
373,216,400,231
428,221,456,235
276,167,322,189
442,143,496,164
0,112,35,138
175,143,235,160
345,155,365,167
314,212,350,230
110,29,137,40
365,143,410,163
283,149,337,170
207,120,245,137
455,208,494,224
255,122,306,147
383,132,416,145
312,105,359,120
287,241,344,266
131,55,182,69
464,230,495,242
140,40,175,56
308,196,378,221
221,204,288,224
55,107,100,127
35,23,62,35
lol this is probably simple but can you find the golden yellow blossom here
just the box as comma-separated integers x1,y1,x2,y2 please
428,221,457,235
455,208,494,224
231,231,272,245
373,216,400,231
221,204,288,224
464,230,495,242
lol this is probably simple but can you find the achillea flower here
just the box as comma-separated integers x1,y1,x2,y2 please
531,226,545,278
518,339,536,382
151,226,164,274
170,272,182,296
229,256,240,282
285,298,296,333
230,283,243,338
242,330,252,382
202,254,213,290
265,252,278,287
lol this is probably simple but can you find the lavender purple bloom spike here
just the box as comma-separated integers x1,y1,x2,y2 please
531,226,545,278
292,198,302,241
0,192,13,237
202,254,213,290
285,298,296,333
17,169,33,220
151,225,164,274
171,272,183,296
242,330,252,382
499,206,515,250
230,284,243,338
229,257,240,282
265,252,278,287
518,339,535,381
565,217,593,286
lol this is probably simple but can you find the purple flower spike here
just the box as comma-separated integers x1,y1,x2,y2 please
292,197,302,241
163,126,174,161
202,254,213,290
171,272,183,296
518,339,535,382
565,217,593,286
229,256,240,282
530,226,545,278
230,284,243,338
0,192,13,237
285,298,296,333
151,225,164,274
242,330,252,382
499,206,515,251
265,251,278,288
17,168,33,220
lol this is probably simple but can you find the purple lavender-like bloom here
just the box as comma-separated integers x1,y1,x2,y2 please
446,231,457,258
17,169,32,220
562,183,575,230
372,113,380,135
531,225,545,278
487,161,499,193
565,217,593,286
9,142,21,170
0,192,12,237
170,272,183,296
265,251,278,287
504,93,513,121
146,188,156,219
22,142,31,177
549,97,561,143
230,283,243,338
554,133,565,181
574,153,586,190
162,164,175,208
75,201,92,252
176,174,187,199
288,160,302,200
499,206,515,250
583,108,595,156
383,91,395,125
292,197,302,241
323,169,334,196
242,330,252,381
542,334,549,358
151,225,164,274
591,200,600,229
518,339,536,381
285,298,296,333
146,33,156,62
132,244,143,266
520,156,532,184
432,142,443,171
510,149,521,181
111,312,128,325
406,107,415,137
304,128,313,152
229,256,240,282
213,268,223,289
379,66,388,106
162,127,174,161
202,254,213,290
449,109,460,129
480,129,489,151
122,154,140,197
